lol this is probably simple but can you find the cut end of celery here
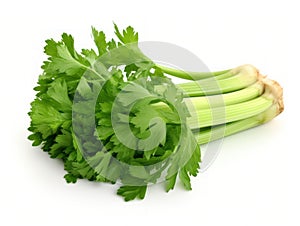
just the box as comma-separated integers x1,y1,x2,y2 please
259,74,284,116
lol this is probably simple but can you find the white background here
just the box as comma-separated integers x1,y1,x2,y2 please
0,0,298,225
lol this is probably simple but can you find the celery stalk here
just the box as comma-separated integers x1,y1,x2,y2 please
157,65,231,80
178,65,259,97
184,81,264,109
187,95,273,129
195,103,281,144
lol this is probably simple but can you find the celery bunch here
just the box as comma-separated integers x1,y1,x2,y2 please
28,24,283,201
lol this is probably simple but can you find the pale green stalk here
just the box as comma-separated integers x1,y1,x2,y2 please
178,65,259,97
187,94,273,129
195,103,280,144
184,81,264,109
157,65,231,80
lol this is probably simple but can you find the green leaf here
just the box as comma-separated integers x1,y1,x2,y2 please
117,186,147,201
129,166,149,179
61,33,77,58
179,168,192,190
71,160,95,180
90,152,112,176
30,99,66,138
44,39,61,57
81,48,98,65
49,129,73,158
92,27,108,56
131,105,160,132
107,39,117,50
45,41,87,75
28,132,43,146
114,24,138,44
184,143,201,177
64,173,78,183
166,173,177,192
47,78,72,111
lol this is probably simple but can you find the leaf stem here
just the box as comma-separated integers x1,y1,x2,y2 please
157,64,231,80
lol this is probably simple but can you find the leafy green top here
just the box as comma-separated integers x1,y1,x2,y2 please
28,24,200,201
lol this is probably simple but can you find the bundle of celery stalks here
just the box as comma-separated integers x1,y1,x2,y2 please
28,24,284,201
166,64,284,144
